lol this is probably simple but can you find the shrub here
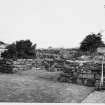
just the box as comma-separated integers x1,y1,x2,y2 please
80,33,104,52
1,40,36,59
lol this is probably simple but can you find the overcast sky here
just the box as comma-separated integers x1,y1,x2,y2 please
0,0,105,48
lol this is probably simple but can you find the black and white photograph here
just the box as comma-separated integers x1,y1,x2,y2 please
0,0,104,103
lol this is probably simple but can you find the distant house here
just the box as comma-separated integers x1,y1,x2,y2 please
97,46,105,54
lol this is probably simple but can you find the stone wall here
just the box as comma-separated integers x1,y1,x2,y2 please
0,59,44,73
0,59,14,73
12,59,37,72
58,61,103,86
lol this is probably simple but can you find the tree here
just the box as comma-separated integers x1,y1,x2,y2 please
1,40,36,59
80,33,104,52
1,43,16,59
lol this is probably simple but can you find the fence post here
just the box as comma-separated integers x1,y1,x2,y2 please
100,55,104,88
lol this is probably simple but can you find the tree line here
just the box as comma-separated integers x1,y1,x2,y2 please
1,40,36,59
1,32,105,59
80,32,104,52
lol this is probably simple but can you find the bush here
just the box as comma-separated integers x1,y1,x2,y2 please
80,33,104,52
1,40,36,59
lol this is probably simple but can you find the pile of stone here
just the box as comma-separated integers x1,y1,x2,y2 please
58,60,105,84
63,61,103,74
63,62,80,74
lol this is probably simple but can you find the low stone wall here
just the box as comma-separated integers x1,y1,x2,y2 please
12,59,37,72
0,59,43,73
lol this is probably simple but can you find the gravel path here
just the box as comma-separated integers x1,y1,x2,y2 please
82,91,105,103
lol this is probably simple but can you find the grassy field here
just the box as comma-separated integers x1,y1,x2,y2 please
0,69,94,103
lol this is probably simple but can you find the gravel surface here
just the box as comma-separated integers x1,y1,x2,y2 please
82,91,105,103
